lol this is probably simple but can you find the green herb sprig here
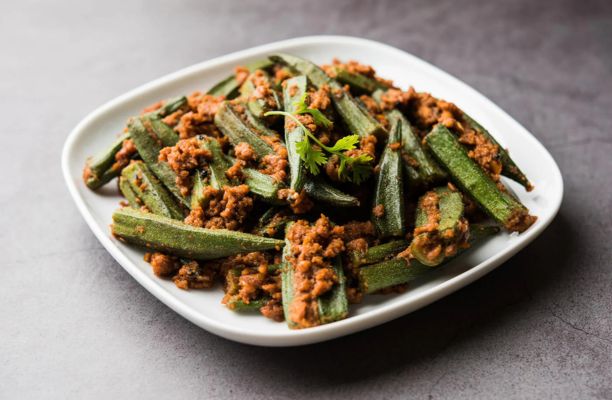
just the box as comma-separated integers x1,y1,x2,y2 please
265,95,372,183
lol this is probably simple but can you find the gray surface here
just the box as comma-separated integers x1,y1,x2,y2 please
1,0,611,398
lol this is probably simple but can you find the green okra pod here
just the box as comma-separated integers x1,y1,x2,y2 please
83,96,186,191
214,101,275,159
190,170,211,210
118,176,140,208
387,109,446,187
462,113,533,191
329,66,389,95
372,112,405,238
244,108,278,137
128,117,190,207
222,151,283,203
226,298,270,312
150,96,187,118
410,187,468,267
207,75,242,99
83,132,131,190
239,70,282,118
317,257,348,324
112,207,283,260
242,167,283,204
204,137,231,189
207,59,274,99
190,137,232,209
121,161,184,220
282,76,308,192
359,224,500,293
425,125,535,233
350,239,410,268
281,223,348,329
145,115,179,147
281,245,297,329
359,258,430,294
303,177,360,207
225,263,280,312
270,53,385,138
253,207,295,238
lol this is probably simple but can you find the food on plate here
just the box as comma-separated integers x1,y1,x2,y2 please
83,54,535,329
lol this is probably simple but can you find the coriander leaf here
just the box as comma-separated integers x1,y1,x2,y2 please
337,153,373,183
326,134,359,152
294,139,310,160
292,93,308,113
298,108,333,129
265,106,369,183
295,140,327,175
292,91,333,128
348,154,373,184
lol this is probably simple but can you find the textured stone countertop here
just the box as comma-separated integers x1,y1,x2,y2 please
2,0,611,398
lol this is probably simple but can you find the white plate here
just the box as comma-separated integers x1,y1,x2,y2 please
62,36,563,346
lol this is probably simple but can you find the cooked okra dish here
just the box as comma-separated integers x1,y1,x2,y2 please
83,54,537,329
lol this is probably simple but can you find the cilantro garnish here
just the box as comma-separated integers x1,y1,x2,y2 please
265,95,373,184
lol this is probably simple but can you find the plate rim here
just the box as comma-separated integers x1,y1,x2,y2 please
61,35,564,346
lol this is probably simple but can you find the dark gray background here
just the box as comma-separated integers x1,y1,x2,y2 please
2,0,611,398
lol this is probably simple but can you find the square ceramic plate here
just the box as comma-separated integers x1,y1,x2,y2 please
62,36,563,346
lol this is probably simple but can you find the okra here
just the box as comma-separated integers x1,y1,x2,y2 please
190,170,210,209
359,258,430,294
281,237,297,328
203,140,282,204
359,224,500,293
350,239,409,268
190,137,232,208
244,108,278,137
410,187,467,267
317,257,348,324
271,66,294,91
226,262,281,312
222,151,283,203
207,75,242,99
83,132,131,190
145,115,179,147
121,161,184,220
207,59,274,99
425,125,535,233
281,223,348,329
303,177,360,207
83,97,185,190
329,66,389,95
204,137,231,189
150,96,187,118
253,207,295,238
270,53,385,138
372,112,405,238
282,255,348,328
386,109,446,187
112,207,283,260
128,117,190,207
118,176,140,208
282,76,308,191
227,298,270,312
239,70,282,118
242,167,283,204
462,113,533,191
214,101,275,159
